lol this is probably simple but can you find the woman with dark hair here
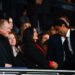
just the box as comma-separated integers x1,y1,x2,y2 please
22,27,58,69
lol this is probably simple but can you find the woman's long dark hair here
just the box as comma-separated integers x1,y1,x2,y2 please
22,27,34,44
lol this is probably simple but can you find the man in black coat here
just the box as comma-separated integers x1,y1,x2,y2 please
47,19,75,69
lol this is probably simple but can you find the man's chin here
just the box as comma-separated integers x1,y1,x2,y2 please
5,34,9,37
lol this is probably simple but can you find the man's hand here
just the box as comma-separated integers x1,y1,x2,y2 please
5,63,12,67
52,61,58,69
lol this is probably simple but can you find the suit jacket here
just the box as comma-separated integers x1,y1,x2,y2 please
47,34,64,69
47,30,75,69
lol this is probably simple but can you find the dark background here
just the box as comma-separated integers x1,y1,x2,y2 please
0,0,75,31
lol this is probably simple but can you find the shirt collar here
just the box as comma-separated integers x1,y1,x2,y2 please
66,29,70,38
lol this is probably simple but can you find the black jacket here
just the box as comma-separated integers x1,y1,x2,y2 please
47,34,64,69
0,34,16,67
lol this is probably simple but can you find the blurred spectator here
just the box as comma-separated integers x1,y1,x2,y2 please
27,0,55,31
48,25,58,35
20,9,30,24
39,32,50,45
5,16,19,35
39,31,50,53
35,0,43,5
67,0,71,3
19,22,31,44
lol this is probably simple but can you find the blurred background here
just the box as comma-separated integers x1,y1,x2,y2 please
0,0,75,31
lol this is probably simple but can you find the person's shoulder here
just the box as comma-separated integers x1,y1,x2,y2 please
50,34,61,39
47,34,61,44
0,34,6,40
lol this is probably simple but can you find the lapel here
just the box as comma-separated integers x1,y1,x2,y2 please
55,34,64,55
58,34,63,50
55,34,64,60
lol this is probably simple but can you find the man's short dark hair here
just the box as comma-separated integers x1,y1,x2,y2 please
55,19,69,28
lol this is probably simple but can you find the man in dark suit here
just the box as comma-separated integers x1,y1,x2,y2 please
47,18,75,69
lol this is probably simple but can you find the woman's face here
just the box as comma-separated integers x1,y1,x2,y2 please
33,28,38,42
8,34,16,46
50,26,57,35
9,18,13,30
24,23,31,30
41,34,49,44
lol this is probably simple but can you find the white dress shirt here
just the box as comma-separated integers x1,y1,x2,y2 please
61,29,73,54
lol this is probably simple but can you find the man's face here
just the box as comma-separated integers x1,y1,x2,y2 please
55,25,66,36
0,21,11,37
35,0,43,5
